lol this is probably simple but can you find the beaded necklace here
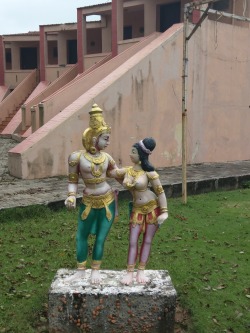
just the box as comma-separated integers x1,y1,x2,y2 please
83,152,106,178
127,166,145,180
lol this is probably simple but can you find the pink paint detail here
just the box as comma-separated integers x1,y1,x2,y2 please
112,0,118,57
192,10,201,24
0,86,8,101
39,26,45,81
0,36,4,85
77,9,84,74
21,127,32,138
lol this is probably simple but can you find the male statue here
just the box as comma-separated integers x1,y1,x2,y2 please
65,104,119,284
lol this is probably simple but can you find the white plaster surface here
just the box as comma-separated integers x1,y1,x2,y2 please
50,269,176,296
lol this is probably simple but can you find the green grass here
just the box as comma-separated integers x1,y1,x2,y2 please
0,189,250,333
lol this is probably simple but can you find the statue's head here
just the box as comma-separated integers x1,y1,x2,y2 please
133,137,156,172
82,104,111,154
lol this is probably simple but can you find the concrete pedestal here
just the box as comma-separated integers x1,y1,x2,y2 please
48,269,177,333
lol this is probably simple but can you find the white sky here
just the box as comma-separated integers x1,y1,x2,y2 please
0,0,110,35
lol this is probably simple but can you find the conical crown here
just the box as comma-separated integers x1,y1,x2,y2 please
82,104,111,151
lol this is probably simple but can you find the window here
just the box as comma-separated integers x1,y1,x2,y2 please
123,26,132,40
5,48,12,70
212,0,230,11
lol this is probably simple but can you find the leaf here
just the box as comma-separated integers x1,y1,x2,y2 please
212,317,220,325
172,236,182,241
216,284,227,290
203,286,212,291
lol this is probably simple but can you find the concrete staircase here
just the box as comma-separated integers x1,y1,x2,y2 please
0,97,28,133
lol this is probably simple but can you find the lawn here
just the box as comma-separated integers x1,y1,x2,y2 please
0,189,249,333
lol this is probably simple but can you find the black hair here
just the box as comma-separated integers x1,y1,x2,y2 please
133,137,156,172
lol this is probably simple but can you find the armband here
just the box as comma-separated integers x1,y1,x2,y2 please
154,185,164,195
68,151,82,167
160,207,168,213
68,192,77,197
68,173,79,183
146,172,159,180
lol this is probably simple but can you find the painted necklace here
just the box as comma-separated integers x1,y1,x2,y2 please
83,152,106,178
127,166,145,180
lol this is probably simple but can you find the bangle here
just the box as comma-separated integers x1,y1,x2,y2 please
160,207,168,213
68,192,76,197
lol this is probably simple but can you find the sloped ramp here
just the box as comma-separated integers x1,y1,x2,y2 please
1,64,79,138
0,81,50,139
8,24,183,179
24,32,161,140
0,86,10,102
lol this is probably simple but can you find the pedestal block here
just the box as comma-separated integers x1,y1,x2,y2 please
48,269,177,333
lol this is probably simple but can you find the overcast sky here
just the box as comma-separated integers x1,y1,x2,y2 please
0,0,110,35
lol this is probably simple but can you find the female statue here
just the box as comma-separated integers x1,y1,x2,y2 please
111,137,168,285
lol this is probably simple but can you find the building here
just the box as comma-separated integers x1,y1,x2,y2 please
0,0,249,179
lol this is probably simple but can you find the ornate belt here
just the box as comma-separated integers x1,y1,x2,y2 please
132,199,158,215
84,177,106,184
81,190,114,221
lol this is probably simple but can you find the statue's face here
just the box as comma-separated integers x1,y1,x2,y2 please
129,147,140,164
96,133,110,151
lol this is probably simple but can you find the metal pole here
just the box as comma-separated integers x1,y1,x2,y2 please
204,8,250,22
182,5,189,204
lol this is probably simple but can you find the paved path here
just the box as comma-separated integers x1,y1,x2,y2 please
1,137,250,210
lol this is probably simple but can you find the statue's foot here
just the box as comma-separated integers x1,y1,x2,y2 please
63,269,86,284
136,270,149,284
91,269,101,284
121,272,134,285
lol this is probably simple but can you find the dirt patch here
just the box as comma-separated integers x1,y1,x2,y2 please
174,302,192,332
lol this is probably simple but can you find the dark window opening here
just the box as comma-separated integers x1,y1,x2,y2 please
20,47,37,69
124,26,132,40
159,2,181,32
5,48,12,70
67,40,77,64
48,41,58,65
212,0,230,11
53,47,58,58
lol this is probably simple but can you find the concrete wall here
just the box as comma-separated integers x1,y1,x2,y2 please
188,19,250,163
8,20,250,179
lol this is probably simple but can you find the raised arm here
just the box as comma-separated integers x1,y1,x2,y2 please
106,153,127,183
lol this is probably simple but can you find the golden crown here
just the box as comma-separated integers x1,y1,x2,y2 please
82,104,111,151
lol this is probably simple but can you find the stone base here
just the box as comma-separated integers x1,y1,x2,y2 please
48,269,177,333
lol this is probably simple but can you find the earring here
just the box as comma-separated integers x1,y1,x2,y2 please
90,146,97,154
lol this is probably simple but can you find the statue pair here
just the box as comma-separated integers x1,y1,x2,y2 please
65,104,168,285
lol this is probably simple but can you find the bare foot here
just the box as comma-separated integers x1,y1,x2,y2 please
136,270,149,284
63,270,86,284
121,272,134,285
91,269,101,284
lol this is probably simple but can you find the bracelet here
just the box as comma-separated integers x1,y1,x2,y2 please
68,192,76,197
160,207,168,213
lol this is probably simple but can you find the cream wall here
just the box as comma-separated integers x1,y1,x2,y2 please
8,20,250,179
188,19,250,163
